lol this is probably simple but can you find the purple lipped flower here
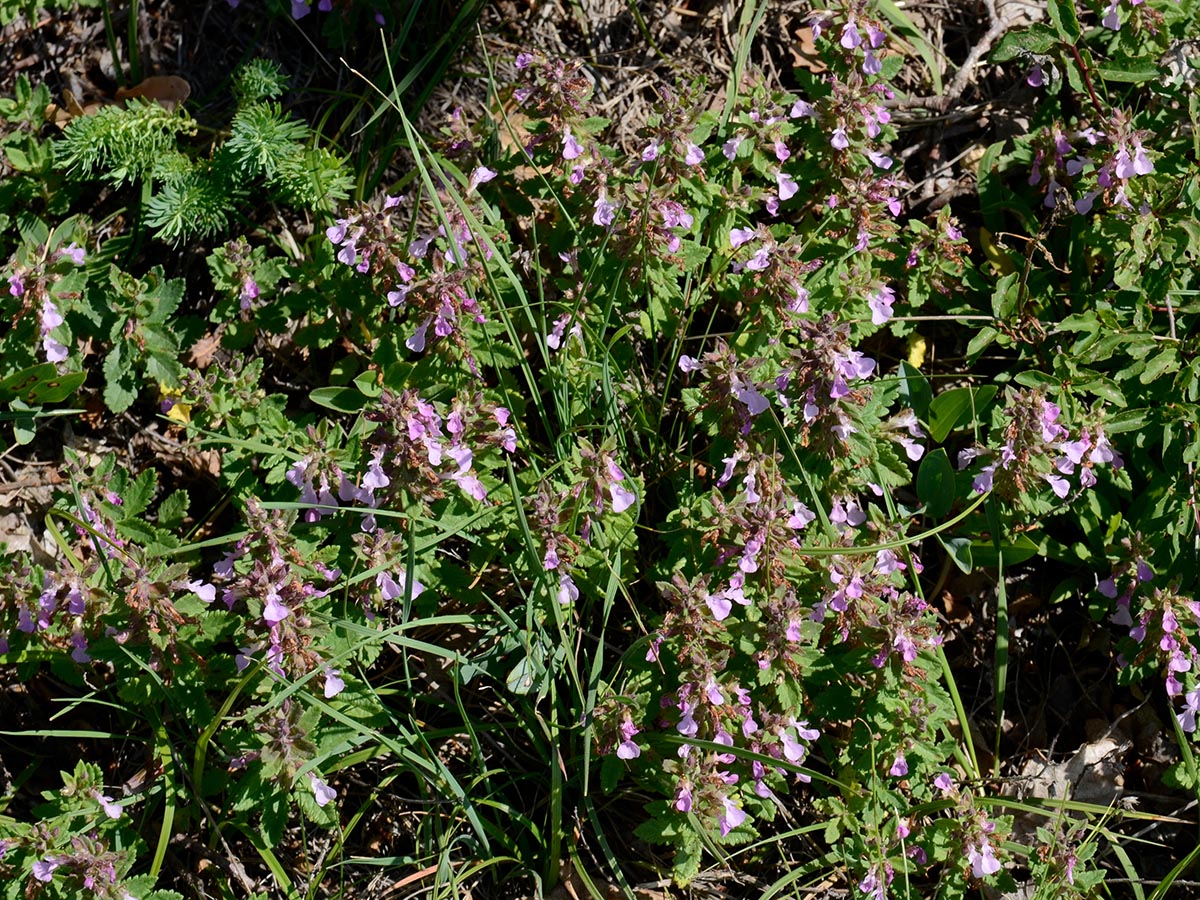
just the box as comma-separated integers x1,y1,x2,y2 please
310,773,337,807
777,171,799,201
562,127,584,160
324,668,346,698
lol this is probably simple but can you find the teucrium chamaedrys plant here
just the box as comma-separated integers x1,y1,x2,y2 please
4,0,1200,895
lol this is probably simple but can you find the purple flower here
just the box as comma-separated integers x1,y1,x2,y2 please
593,193,619,227
684,143,705,166
263,588,291,623
406,319,431,353
562,127,584,160
831,127,850,150
59,243,86,265
718,796,747,835
867,285,895,325
616,717,641,759
777,171,799,201
933,772,954,792
968,839,1002,877
610,482,636,513
722,136,742,159
1177,687,1200,733
324,668,346,698
188,580,217,603
729,227,756,248
733,379,769,415
378,569,425,601
674,782,693,812
291,0,309,18
840,21,862,48
95,791,123,818
557,573,579,605
641,140,661,161
468,166,497,193
310,773,337,807
889,753,908,776
1027,65,1045,88
33,858,61,882
1101,0,1119,29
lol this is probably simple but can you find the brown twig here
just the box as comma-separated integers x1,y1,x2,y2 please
885,0,1007,114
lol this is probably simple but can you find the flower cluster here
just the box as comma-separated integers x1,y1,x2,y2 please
957,390,1121,504
326,192,494,365
206,498,341,684
3,239,85,364
353,390,515,516
1029,113,1155,214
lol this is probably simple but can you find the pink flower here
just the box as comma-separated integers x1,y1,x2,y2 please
593,193,619,227
95,791,123,818
684,143,705,165
610,482,636,513
831,127,850,150
468,166,497,192
263,588,290,623
557,573,579,605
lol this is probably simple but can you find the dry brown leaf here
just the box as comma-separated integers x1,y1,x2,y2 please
791,26,827,74
189,332,222,369
115,75,191,112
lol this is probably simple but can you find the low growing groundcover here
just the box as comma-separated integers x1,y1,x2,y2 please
2,0,1200,897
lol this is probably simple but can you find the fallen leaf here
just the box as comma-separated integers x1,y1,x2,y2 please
115,75,191,112
791,26,828,74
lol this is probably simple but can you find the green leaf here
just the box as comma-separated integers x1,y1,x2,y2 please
916,449,955,519
1047,0,1081,42
989,23,1058,62
0,363,85,404
971,534,1040,567
927,385,997,443
937,534,973,573
1097,61,1160,83
157,489,190,529
897,360,932,419
309,386,368,413
102,345,139,413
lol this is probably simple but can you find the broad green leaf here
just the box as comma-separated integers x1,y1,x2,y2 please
917,449,955,519
927,385,998,443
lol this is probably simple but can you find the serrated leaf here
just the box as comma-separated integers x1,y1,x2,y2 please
102,345,139,413
157,489,189,529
